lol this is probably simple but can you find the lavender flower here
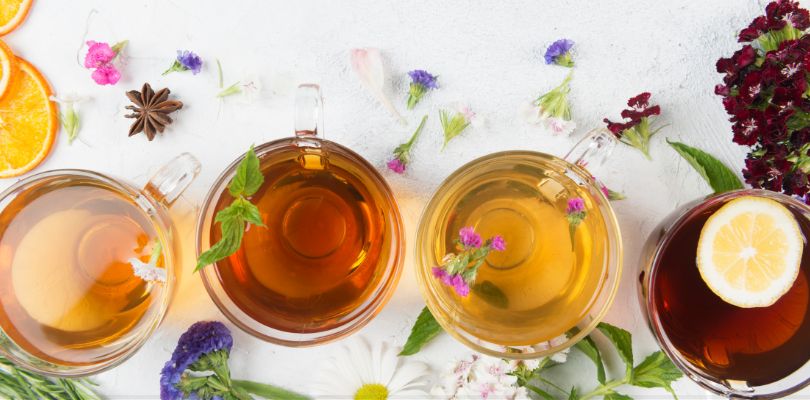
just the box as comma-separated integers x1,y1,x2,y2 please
544,39,575,67
432,227,506,297
163,50,203,76
406,70,438,109
387,115,428,174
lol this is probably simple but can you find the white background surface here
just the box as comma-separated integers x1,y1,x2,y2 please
1,0,803,398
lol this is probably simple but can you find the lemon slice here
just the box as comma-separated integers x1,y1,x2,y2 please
697,196,804,308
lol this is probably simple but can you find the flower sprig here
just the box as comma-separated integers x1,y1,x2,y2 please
432,226,505,296
84,40,127,85
439,105,477,150
50,93,88,144
196,146,265,271
160,321,308,400
544,39,575,67
603,92,662,159
387,115,428,174
0,356,102,400
526,72,576,135
406,69,438,109
163,50,203,76
129,240,166,283
566,197,587,249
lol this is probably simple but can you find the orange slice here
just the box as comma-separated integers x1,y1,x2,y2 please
0,57,57,178
0,0,33,36
0,39,18,100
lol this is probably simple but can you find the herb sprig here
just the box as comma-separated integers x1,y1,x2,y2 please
0,356,102,400
196,146,265,272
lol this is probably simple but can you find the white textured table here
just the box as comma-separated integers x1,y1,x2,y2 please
2,0,803,398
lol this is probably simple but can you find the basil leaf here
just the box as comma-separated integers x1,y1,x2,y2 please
631,351,683,399
597,322,633,373
229,146,264,197
667,140,743,194
399,307,443,356
574,335,606,384
604,392,633,400
195,215,245,272
472,281,509,308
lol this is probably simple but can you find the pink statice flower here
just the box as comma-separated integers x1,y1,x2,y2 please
459,226,483,248
566,197,585,214
387,158,406,174
387,115,428,175
432,227,507,298
490,235,506,252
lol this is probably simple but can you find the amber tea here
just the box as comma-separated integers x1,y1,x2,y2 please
650,196,810,387
0,178,165,366
210,143,397,333
427,154,610,346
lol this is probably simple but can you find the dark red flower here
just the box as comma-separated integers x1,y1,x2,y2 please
739,16,770,42
627,92,651,109
603,118,633,136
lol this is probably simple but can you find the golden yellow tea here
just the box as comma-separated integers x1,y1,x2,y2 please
428,155,608,346
0,178,164,366
211,143,398,333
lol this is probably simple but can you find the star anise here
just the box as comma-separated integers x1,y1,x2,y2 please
125,83,183,141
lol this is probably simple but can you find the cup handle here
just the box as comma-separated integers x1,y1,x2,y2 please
144,153,201,207
563,128,617,169
294,83,324,139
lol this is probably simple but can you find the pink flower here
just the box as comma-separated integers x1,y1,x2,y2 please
459,226,483,248
84,41,116,68
448,274,470,297
387,158,406,174
490,235,506,252
432,266,449,280
566,197,585,214
91,65,121,85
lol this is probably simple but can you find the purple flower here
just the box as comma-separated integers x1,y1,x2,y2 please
459,226,483,248
544,39,575,67
177,50,203,74
387,158,406,174
408,70,439,90
160,321,233,400
432,266,449,280
566,197,586,214
490,235,506,252
448,274,470,296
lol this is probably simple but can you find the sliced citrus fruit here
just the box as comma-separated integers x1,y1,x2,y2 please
0,0,33,36
697,196,804,308
0,57,57,178
0,39,18,101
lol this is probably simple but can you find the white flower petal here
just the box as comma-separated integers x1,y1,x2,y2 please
386,359,429,393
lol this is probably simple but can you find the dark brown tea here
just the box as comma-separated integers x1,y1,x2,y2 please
211,143,399,333
651,197,810,386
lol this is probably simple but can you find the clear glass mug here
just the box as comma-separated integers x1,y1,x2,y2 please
639,189,810,399
416,129,623,359
197,84,404,346
0,153,200,377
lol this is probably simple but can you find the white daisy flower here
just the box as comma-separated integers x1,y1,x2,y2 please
311,338,430,399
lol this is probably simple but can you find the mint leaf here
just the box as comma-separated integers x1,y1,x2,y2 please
574,335,606,384
667,140,743,194
229,146,264,197
195,216,245,272
597,322,633,373
472,281,509,308
399,307,443,356
631,351,683,399
604,392,633,400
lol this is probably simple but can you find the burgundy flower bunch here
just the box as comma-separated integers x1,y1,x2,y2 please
715,0,810,199
603,92,662,159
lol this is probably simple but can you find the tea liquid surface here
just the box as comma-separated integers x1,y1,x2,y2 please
212,144,393,333
436,157,609,346
652,199,810,386
0,179,163,366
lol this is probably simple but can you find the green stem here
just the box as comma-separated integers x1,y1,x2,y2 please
577,378,629,400
536,376,569,395
232,380,311,400
405,115,429,148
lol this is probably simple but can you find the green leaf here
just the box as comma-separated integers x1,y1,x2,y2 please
667,140,743,194
607,189,626,201
525,384,555,400
631,351,683,399
195,216,245,271
111,39,129,54
597,322,634,373
567,386,579,400
604,392,633,400
574,335,606,384
217,82,242,98
216,58,224,88
61,104,80,144
229,146,264,197
472,281,509,308
237,199,265,227
399,307,443,356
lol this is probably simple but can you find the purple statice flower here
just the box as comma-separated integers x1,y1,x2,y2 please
163,50,203,76
160,321,233,400
490,235,506,252
566,197,586,215
177,50,203,74
544,39,575,67
459,226,483,249
387,158,406,174
406,70,439,109
448,274,470,296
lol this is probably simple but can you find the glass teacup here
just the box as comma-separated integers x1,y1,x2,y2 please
639,189,810,399
0,153,200,377
416,129,623,359
197,84,404,346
